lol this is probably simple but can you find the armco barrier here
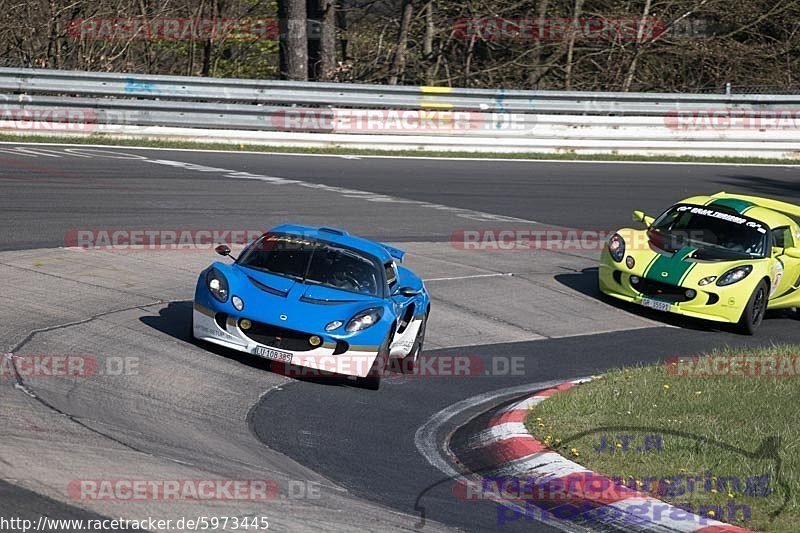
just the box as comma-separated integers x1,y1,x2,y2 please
1,67,799,158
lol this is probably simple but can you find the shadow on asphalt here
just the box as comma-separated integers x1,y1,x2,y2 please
713,176,800,198
553,267,789,334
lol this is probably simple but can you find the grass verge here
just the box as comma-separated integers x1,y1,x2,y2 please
0,132,799,164
525,345,800,532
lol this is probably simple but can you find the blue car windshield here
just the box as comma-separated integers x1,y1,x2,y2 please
648,204,769,260
237,233,382,296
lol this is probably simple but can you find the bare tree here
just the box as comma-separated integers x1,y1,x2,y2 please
308,0,336,80
423,0,434,84
528,0,550,87
2,0,799,91
279,0,308,80
388,0,413,85
564,0,584,90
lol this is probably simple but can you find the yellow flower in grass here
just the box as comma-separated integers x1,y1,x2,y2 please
570,448,580,457
663,384,670,390
707,510,716,518
694,391,702,396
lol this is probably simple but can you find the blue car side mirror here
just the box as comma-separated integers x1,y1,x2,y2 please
393,286,420,297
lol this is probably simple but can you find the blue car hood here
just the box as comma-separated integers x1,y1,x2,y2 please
231,264,384,332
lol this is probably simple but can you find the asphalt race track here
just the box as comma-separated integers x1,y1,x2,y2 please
1,142,800,532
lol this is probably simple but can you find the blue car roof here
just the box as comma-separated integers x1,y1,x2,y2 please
269,224,395,263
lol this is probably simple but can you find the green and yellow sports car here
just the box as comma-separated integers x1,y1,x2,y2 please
599,192,800,334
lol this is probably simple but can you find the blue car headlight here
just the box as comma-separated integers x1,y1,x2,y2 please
345,307,384,333
608,233,626,263
716,265,753,287
206,268,229,302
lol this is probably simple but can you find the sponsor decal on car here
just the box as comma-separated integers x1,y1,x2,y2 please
771,258,784,296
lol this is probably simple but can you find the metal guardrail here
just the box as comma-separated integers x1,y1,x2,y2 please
0,67,799,158
2,67,800,115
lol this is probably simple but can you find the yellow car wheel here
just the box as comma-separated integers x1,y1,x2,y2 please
738,279,769,335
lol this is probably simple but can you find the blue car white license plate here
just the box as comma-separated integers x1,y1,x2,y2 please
641,298,671,312
252,346,293,363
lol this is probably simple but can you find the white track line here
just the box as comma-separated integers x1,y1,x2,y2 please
1,140,799,167
414,378,592,533
425,273,514,282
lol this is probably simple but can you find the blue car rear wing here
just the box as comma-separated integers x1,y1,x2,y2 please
380,243,406,263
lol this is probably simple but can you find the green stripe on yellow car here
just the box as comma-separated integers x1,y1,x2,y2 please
644,246,696,285
709,198,756,214
643,254,660,274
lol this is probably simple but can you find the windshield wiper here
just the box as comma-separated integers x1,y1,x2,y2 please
242,264,304,281
688,243,756,260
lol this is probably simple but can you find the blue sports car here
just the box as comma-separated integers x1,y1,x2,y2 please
192,224,430,389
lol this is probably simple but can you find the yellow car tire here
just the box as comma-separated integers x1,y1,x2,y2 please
738,279,769,335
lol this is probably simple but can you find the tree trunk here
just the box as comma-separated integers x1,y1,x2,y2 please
464,33,476,87
137,0,155,73
200,0,219,77
423,1,434,85
336,1,348,63
622,0,652,92
528,0,550,87
308,0,336,81
279,0,308,80
564,0,584,90
388,0,413,85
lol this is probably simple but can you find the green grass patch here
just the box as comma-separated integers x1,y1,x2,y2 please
525,345,800,532
0,132,798,164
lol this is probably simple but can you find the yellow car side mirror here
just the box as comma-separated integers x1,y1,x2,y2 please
784,247,800,259
632,210,654,227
